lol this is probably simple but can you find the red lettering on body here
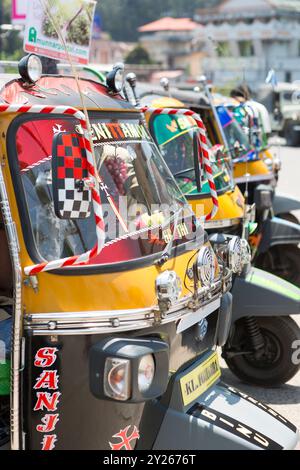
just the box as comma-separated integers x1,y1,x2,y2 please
34,348,58,368
36,414,60,433
41,434,57,451
34,392,61,412
34,370,59,390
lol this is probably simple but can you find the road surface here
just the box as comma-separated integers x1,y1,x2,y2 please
220,145,300,430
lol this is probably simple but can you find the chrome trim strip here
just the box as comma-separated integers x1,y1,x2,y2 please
235,173,273,184
0,165,22,450
24,279,230,336
176,298,221,333
204,218,241,230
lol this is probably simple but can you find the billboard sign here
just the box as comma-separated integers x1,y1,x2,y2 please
23,0,96,64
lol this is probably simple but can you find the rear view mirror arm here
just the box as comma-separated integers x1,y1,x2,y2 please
193,131,202,193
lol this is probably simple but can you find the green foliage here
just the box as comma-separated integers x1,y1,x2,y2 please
97,0,221,41
0,0,23,59
2,0,11,23
43,1,95,46
125,45,153,64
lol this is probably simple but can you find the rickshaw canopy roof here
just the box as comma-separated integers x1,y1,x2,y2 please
138,83,210,109
0,75,132,110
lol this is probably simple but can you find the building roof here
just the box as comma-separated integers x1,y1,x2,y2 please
138,17,198,33
195,0,300,22
268,0,300,13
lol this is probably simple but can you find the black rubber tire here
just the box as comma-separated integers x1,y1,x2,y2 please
278,213,300,225
224,316,300,387
255,244,300,287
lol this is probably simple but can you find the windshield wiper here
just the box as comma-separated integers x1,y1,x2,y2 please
173,167,195,178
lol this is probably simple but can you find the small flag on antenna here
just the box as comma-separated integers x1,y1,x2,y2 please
265,69,278,88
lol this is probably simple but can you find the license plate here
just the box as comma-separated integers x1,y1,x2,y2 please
180,352,221,406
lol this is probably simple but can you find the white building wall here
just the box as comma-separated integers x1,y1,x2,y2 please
198,15,300,89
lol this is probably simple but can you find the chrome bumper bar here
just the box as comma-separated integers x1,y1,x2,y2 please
24,273,232,336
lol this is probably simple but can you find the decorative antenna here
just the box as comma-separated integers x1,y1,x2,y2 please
160,77,171,97
126,72,140,107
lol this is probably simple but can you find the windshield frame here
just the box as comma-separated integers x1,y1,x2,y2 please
149,112,234,200
7,111,203,275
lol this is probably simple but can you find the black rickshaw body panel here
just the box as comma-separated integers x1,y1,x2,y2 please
23,311,219,450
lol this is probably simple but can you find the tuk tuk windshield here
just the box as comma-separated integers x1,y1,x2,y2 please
12,113,198,266
151,113,233,196
217,106,255,161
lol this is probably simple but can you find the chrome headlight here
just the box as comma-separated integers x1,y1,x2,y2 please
155,271,182,310
241,238,252,265
138,354,155,393
264,157,273,172
19,54,42,84
274,157,282,172
228,236,243,274
196,246,215,286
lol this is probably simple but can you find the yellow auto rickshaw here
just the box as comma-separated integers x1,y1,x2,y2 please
158,82,300,287
0,55,252,451
0,55,299,451
139,89,300,388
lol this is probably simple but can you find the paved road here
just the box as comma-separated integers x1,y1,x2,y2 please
220,145,300,430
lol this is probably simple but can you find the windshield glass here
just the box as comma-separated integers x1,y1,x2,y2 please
217,106,256,161
13,113,199,266
151,113,233,197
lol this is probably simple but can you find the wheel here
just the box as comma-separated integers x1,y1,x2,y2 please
255,245,300,287
224,316,300,387
284,122,300,147
278,213,300,225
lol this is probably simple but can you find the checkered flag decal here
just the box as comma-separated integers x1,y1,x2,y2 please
52,132,92,219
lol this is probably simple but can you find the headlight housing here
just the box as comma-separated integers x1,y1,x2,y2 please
19,54,43,84
274,157,282,172
106,63,125,93
264,157,273,172
155,270,182,311
90,338,169,403
228,236,243,274
209,234,249,274
196,246,216,286
241,238,252,265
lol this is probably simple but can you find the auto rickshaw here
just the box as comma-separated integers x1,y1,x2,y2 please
230,96,300,224
214,90,300,224
215,102,300,286
138,86,300,387
2,55,298,450
174,81,300,287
